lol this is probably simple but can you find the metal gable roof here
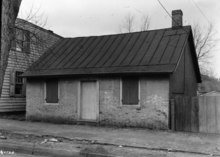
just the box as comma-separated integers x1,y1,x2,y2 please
23,26,193,77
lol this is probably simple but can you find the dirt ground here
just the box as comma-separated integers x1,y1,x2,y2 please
0,117,219,157
0,112,25,121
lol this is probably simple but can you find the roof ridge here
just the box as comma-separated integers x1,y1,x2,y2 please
64,26,191,39
15,18,63,38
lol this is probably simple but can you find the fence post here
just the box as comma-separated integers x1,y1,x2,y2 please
199,96,205,133
216,97,220,134
191,97,199,132
170,99,175,131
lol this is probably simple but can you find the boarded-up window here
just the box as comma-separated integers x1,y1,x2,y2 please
122,78,139,105
46,80,58,103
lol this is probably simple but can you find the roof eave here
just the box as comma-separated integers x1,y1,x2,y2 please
188,28,202,83
172,26,202,83
23,72,172,78
22,67,175,78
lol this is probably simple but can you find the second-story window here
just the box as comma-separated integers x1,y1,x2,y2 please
11,28,30,54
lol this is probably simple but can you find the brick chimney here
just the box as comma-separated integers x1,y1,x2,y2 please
172,10,183,28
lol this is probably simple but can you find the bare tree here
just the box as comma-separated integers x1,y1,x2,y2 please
120,15,217,75
193,24,218,64
11,6,56,68
0,0,22,96
119,14,151,33
201,67,217,78
192,23,219,75
120,14,135,33
16,5,48,48
18,5,48,29
140,15,151,31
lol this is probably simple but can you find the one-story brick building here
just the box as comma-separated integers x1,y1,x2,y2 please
23,10,201,129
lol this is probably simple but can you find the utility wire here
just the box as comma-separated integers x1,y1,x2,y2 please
190,0,212,25
157,0,172,20
190,0,220,36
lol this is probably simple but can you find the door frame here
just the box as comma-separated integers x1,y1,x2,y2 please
77,80,99,121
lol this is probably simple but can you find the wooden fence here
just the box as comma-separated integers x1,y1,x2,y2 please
171,96,220,134
199,96,220,134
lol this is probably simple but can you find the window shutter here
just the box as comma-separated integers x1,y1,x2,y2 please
22,78,26,96
122,78,139,105
23,31,30,53
46,80,58,103
129,78,139,104
9,71,16,97
122,79,130,104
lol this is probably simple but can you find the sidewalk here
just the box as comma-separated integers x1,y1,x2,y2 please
0,119,220,156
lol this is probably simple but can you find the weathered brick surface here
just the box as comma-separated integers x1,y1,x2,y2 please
26,77,169,129
99,77,169,129
26,79,78,122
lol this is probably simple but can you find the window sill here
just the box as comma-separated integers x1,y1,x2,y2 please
121,104,141,108
10,95,26,98
44,102,59,105
11,49,30,54
11,48,21,51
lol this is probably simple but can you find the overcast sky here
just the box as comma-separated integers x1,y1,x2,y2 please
18,0,220,77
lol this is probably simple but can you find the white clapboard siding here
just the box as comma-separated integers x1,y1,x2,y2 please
0,98,26,112
0,49,44,111
0,19,62,112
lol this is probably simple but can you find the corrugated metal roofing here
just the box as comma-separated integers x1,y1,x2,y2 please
24,26,194,77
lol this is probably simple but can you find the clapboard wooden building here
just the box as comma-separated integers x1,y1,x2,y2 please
0,18,62,112
23,10,201,129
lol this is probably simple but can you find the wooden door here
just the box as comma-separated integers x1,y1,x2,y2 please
81,81,98,121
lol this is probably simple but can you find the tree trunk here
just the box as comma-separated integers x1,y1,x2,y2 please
0,0,22,96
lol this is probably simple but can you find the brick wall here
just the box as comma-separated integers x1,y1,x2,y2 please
26,76,169,129
26,79,78,122
99,77,169,129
